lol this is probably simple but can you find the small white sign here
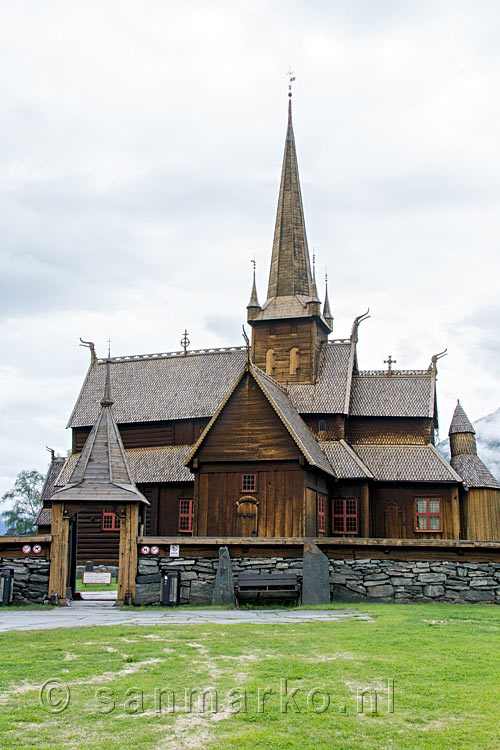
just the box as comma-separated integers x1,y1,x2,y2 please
32,544,42,554
141,545,150,555
169,544,180,558
150,545,159,556
22,544,31,554
82,571,112,585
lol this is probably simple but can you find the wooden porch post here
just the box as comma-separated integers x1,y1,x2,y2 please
361,483,370,538
117,504,139,605
451,486,461,540
48,503,70,604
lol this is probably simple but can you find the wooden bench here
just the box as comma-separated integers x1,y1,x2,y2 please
235,572,300,606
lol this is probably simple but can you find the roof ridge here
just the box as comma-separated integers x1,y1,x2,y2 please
356,369,430,377
97,346,246,364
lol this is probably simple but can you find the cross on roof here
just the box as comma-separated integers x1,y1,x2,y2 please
180,330,190,356
384,354,396,373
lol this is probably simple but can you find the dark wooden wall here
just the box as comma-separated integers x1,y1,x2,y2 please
196,374,302,463
73,418,209,452
372,484,457,540
303,415,346,440
250,318,327,384
196,467,306,537
138,483,195,537
346,418,434,445
76,508,120,564
462,488,500,540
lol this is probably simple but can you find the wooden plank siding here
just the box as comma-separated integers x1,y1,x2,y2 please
251,319,327,384
462,488,500,540
346,417,434,445
72,418,209,452
196,468,306,537
76,508,120,565
372,484,456,540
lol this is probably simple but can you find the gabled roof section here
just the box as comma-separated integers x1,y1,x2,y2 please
185,362,334,476
40,456,66,505
352,444,462,483
52,362,148,505
350,370,436,419
451,454,500,491
449,401,475,435
288,340,354,414
68,348,247,428
319,440,373,480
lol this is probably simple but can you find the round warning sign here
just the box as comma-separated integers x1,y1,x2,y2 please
150,545,159,556
141,545,150,555
22,544,31,554
32,544,42,554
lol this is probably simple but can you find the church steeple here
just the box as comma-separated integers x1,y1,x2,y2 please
323,271,333,328
247,92,332,384
246,262,261,321
266,96,314,301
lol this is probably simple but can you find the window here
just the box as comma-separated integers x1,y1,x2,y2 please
415,497,441,531
318,495,326,533
289,347,300,375
102,512,120,531
265,349,276,375
179,499,194,533
332,498,359,534
318,419,327,433
242,474,257,492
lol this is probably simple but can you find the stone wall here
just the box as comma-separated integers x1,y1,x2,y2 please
136,556,303,605
0,558,50,604
330,559,500,604
136,554,500,606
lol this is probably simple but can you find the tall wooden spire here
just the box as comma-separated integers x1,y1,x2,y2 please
267,98,314,300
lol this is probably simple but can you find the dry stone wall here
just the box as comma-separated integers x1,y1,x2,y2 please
0,558,50,604
137,554,500,605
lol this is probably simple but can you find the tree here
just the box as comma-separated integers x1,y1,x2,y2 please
1,469,45,535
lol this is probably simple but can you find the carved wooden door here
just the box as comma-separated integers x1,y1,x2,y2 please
236,498,259,536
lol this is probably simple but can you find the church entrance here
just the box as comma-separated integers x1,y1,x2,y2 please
48,501,139,606
236,497,259,536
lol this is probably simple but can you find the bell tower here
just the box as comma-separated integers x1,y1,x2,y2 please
247,92,332,384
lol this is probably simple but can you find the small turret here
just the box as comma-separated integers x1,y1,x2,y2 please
449,400,476,457
246,264,261,322
323,272,333,329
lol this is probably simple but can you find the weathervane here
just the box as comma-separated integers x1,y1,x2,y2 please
384,355,396,374
181,329,190,356
287,67,296,98
251,257,256,273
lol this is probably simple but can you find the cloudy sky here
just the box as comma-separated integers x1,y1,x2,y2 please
1,0,500,500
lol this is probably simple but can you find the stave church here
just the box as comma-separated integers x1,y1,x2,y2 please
38,94,500,567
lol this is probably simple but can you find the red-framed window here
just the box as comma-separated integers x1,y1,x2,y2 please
318,495,327,533
241,474,257,492
332,498,359,534
178,499,194,533
415,497,441,531
102,511,120,531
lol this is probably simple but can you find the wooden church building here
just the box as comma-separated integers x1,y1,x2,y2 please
37,97,500,562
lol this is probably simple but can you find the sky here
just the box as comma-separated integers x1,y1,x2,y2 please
1,0,500,501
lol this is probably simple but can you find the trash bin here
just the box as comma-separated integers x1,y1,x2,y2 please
0,568,14,606
161,570,180,606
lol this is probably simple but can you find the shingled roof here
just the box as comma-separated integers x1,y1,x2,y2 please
40,455,65,504
57,445,193,486
350,371,436,418
352,444,461,483
68,348,246,428
52,362,148,505
451,454,500,490
319,440,373,479
288,340,354,414
449,401,475,435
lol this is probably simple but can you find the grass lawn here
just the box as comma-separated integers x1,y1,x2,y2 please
1,603,499,749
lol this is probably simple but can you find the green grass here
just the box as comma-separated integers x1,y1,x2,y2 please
0,603,499,749
77,576,118,592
